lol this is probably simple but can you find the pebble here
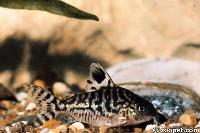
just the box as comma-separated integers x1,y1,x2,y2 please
5,126,11,133
2,121,28,133
179,110,197,126
159,124,166,128
77,129,92,133
25,102,36,111
42,120,61,129
53,82,71,97
0,101,12,108
133,128,143,133
68,122,85,132
16,92,27,102
0,120,10,127
17,112,25,116
33,80,46,88
99,126,108,133
195,121,200,128
145,124,157,131
40,128,50,133
50,124,68,133
168,123,182,127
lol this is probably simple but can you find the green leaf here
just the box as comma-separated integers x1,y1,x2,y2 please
0,0,99,21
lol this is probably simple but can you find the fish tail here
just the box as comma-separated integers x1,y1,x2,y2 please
22,83,62,126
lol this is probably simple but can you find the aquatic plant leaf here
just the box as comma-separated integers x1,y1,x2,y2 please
0,0,99,21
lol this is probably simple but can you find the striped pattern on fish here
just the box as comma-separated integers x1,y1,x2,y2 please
23,63,159,127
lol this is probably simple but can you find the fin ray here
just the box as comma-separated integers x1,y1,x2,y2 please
87,63,115,90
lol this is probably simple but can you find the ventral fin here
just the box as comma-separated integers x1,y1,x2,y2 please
86,63,115,90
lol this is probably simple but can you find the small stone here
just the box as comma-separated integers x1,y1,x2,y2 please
50,124,68,133
77,129,92,133
68,122,85,133
3,121,28,133
33,80,46,88
159,123,166,128
42,120,61,129
0,101,11,108
99,126,109,133
145,124,157,131
179,110,197,126
144,129,153,133
68,125,77,133
5,126,11,133
16,92,27,102
17,112,25,116
53,82,71,97
145,125,157,133
70,122,84,130
0,120,10,127
133,128,143,133
25,102,36,111
195,121,200,128
168,123,182,127
40,128,50,133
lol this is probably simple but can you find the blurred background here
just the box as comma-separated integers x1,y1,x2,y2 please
1,0,200,90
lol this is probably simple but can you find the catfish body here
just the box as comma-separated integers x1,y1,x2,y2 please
23,63,158,127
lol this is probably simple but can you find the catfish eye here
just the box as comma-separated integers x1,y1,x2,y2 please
138,106,145,111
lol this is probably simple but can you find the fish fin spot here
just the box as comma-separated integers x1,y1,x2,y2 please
86,63,115,90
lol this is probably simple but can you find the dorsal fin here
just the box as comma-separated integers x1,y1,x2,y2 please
86,63,115,90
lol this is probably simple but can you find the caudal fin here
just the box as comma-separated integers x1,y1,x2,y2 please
22,83,62,126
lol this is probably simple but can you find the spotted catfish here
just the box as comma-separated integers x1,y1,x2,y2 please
23,63,159,127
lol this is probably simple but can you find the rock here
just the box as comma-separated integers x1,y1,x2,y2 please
173,43,200,61
144,129,153,133
4,126,11,133
25,102,36,111
108,58,200,96
2,121,28,133
70,122,84,130
16,92,27,102
195,121,200,128
179,110,197,126
40,128,50,133
68,125,77,133
77,129,92,133
98,126,109,133
0,71,12,87
2,0,200,61
168,123,182,127
68,122,85,132
12,70,31,89
145,124,157,133
50,124,68,133
0,120,11,127
42,120,61,129
33,80,46,88
133,128,143,133
13,115,40,127
17,112,24,116
52,82,72,98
